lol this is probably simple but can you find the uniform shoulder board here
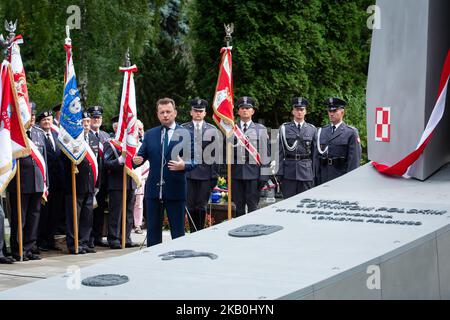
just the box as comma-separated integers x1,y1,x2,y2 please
180,122,191,127
347,125,359,134
205,122,216,128
306,122,316,128
281,122,292,127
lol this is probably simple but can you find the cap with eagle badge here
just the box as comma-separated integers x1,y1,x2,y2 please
189,98,208,111
292,97,308,109
37,110,53,122
87,106,104,118
236,96,256,109
325,97,347,111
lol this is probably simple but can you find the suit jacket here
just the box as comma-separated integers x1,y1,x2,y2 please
62,132,99,195
44,130,65,191
137,124,195,200
103,140,136,191
181,121,220,181
231,121,270,181
8,125,48,194
277,121,317,181
315,123,361,184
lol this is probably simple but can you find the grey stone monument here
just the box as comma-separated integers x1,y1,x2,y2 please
366,0,450,180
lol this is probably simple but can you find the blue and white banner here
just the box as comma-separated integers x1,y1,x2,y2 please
57,30,86,164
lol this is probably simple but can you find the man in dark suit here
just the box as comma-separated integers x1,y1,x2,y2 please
277,97,317,199
7,121,48,261
87,105,110,247
62,111,99,254
315,97,361,185
37,110,65,251
103,136,138,249
231,96,270,217
133,98,195,247
182,98,220,232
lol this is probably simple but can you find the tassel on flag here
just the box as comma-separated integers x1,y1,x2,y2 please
57,28,86,164
111,63,141,186
212,46,261,165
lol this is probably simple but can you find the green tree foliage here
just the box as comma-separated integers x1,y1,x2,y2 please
189,0,373,160
136,0,192,127
0,0,154,128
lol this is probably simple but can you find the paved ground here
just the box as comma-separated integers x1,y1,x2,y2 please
0,230,171,292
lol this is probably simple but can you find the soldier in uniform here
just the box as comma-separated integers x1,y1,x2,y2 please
37,110,65,251
103,135,138,249
182,98,219,232
231,96,270,217
277,97,317,199
7,119,48,261
87,105,110,247
62,111,99,254
315,97,361,185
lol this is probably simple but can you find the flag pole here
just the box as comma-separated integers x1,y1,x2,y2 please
224,24,233,221
122,165,127,249
227,140,232,220
121,48,131,249
71,162,79,254
15,160,23,261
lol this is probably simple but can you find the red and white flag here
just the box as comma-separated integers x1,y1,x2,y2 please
212,46,261,164
111,64,140,186
8,35,32,130
1,61,30,159
372,50,450,177
0,62,16,193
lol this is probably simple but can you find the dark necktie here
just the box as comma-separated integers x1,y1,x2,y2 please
46,133,55,151
95,132,99,139
163,126,169,149
243,123,248,133
332,125,336,134
297,123,301,131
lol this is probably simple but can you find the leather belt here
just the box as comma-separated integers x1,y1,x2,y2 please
285,154,310,160
320,157,346,166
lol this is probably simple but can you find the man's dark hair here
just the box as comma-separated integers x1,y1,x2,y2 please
156,98,176,110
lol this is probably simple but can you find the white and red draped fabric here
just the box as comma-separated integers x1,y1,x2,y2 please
212,47,261,165
111,65,140,186
84,141,98,187
29,140,48,201
8,35,31,130
372,50,450,177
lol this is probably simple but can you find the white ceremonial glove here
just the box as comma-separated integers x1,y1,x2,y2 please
270,160,277,174
118,155,125,165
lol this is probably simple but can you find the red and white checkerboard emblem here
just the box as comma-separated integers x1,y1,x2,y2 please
375,107,390,142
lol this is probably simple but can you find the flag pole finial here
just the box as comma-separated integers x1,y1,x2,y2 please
124,47,131,67
224,23,234,47
1,19,18,59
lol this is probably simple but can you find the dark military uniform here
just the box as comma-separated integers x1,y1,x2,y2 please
89,123,111,246
38,113,66,250
315,98,361,185
7,125,47,260
278,121,317,198
63,131,100,253
231,97,270,217
182,116,220,232
103,141,137,248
